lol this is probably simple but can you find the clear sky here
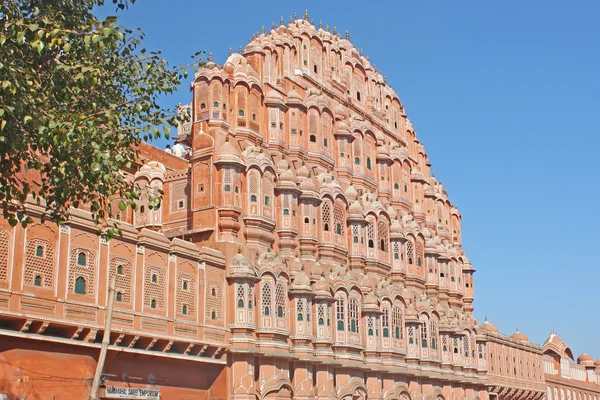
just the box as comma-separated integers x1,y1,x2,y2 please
98,0,600,357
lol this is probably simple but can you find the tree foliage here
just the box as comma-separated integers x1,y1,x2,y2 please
0,0,202,237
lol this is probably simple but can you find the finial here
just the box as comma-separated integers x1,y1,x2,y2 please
346,30,350,40
326,25,329,32
304,9,309,20
238,45,243,54
238,247,242,254
280,16,284,26
311,18,314,25
209,52,213,62
319,21,322,29
294,11,297,20
374,65,377,73
229,47,232,56
225,135,230,142
261,26,265,34
333,26,337,35
289,15,293,23
485,315,488,322
271,21,275,30
383,76,387,85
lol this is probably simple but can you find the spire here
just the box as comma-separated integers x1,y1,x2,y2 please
280,16,284,26
346,30,350,40
333,26,337,35
319,20,322,29
485,315,488,322
271,21,275,30
209,52,213,62
289,15,293,23
238,45,243,54
229,47,232,56
261,26,265,34
294,11,297,20
304,9,309,20
326,25,329,32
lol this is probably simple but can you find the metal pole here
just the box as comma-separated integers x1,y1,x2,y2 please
90,275,117,400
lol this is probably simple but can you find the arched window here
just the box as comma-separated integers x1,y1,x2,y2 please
74,277,86,295
406,240,414,265
430,320,438,349
250,195,257,202
151,299,157,308
200,103,206,109
262,282,272,317
348,298,359,333
283,209,290,215
77,252,86,266
182,281,188,290
264,196,270,206
336,224,342,235
211,287,216,296
34,275,42,287
354,236,359,243
297,299,304,321
211,311,216,319
238,110,245,117
117,265,123,275
420,320,428,348
368,240,374,248
182,305,188,315
116,291,122,302
336,296,345,331
382,307,390,338
276,282,286,320
354,157,360,165
394,183,399,189
151,274,157,283
36,245,44,257
224,184,231,192
238,298,244,308
310,135,316,142
366,158,371,170
323,138,328,147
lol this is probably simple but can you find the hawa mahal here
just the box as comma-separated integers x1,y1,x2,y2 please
0,14,598,400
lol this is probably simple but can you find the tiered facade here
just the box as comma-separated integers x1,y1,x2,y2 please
0,15,598,400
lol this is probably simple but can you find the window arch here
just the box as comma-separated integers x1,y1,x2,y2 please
151,299,157,308
420,316,429,348
378,220,389,252
34,275,42,287
382,305,390,338
77,252,86,266
152,274,157,283
36,245,44,257
321,201,331,232
116,291,122,302
74,277,86,295
406,240,414,265
182,304,188,315
333,203,345,236
117,265,123,275
275,282,287,321
366,158,372,170
392,306,403,340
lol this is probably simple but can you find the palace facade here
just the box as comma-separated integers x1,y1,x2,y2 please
0,14,598,400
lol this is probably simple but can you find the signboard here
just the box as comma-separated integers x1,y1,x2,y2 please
104,386,160,399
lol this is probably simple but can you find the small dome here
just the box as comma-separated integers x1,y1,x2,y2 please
300,177,316,191
280,168,296,182
335,103,346,118
215,139,242,164
230,253,256,277
314,276,331,294
577,354,594,365
277,158,289,172
481,319,499,334
595,359,600,367
287,87,303,104
293,270,310,287
391,218,402,234
296,165,309,179
510,330,529,342
364,293,379,306
349,200,364,216
345,185,358,200
265,89,284,105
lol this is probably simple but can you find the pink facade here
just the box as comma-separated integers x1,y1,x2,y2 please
0,14,598,400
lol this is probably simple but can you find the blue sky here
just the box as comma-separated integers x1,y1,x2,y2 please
99,1,600,357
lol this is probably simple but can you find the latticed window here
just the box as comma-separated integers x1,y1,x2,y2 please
336,296,345,331
276,282,286,319
421,320,428,348
248,171,260,206
378,220,389,251
367,316,375,336
393,241,401,260
223,168,232,192
318,303,326,326
348,298,360,333
406,240,414,264
333,203,345,235
237,284,246,308
367,220,375,248
464,333,470,357
296,298,305,321
352,224,363,244
430,320,438,349
442,335,449,351
262,282,272,316
392,306,403,339
416,242,424,267
453,337,460,354
408,326,415,344
382,306,390,338
321,201,331,232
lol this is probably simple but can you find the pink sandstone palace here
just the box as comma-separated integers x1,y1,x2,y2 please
0,14,598,400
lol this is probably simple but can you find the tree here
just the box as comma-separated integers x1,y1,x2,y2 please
0,0,202,237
